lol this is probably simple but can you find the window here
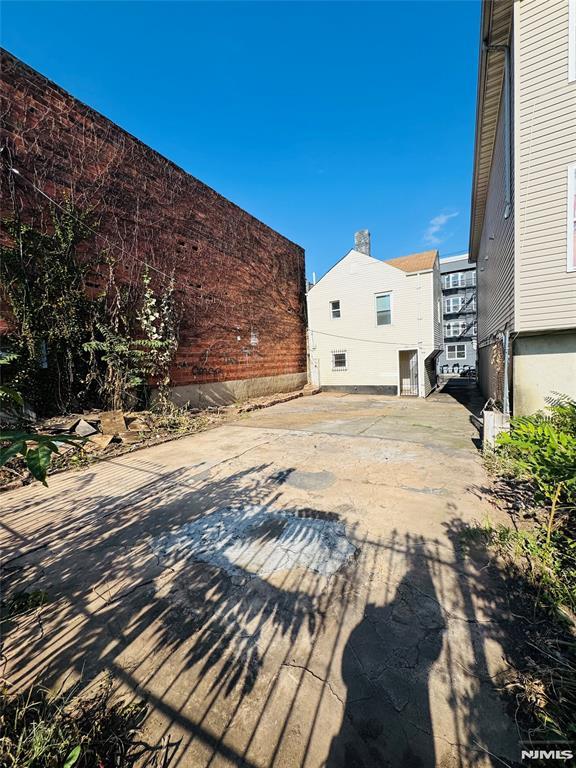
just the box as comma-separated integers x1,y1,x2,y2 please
570,0,576,82
332,351,347,370
330,300,341,319
569,163,576,271
443,272,466,289
375,293,391,325
446,344,466,360
444,296,464,314
444,320,468,337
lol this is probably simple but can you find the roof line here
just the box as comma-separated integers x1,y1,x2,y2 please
0,47,304,251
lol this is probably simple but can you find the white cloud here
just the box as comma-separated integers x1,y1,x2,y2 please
424,211,459,245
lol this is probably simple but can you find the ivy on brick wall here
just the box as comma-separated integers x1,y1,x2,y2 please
0,204,99,413
0,205,180,415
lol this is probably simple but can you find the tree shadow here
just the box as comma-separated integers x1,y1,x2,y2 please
1,458,364,766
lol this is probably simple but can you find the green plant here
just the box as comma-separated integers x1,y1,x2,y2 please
0,207,100,413
0,380,84,485
84,264,179,411
0,428,84,485
497,401,576,543
0,680,164,767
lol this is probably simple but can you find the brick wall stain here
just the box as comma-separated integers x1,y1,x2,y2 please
0,49,307,386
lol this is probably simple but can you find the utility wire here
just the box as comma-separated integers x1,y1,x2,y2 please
6,164,205,290
308,328,425,346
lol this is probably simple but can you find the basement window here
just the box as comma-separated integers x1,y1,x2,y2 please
330,300,341,319
332,351,347,370
446,344,466,360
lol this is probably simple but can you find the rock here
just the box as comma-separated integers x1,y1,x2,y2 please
47,416,82,433
126,417,149,432
74,419,98,437
85,434,114,451
56,442,76,455
99,410,126,435
117,431,142,445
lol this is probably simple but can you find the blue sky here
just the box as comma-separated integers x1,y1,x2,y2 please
2,1,480,279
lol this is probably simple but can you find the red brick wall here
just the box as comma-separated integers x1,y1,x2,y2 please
0,49,306,387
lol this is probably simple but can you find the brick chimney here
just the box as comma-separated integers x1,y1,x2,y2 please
354,230,371,256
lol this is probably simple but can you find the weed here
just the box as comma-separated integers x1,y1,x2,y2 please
0,679,169,767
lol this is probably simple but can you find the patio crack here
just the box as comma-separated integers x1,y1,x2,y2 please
280,661,345,706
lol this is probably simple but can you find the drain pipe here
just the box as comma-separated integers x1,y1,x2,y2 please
502,330,510,416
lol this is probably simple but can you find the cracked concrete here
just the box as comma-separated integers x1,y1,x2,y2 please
1,383,521,767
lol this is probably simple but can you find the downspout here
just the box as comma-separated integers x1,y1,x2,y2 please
502,329,510,416
483,41,512,219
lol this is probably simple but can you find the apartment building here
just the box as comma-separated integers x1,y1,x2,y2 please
469,0,576,414
307,232,442,397
437,254,477,374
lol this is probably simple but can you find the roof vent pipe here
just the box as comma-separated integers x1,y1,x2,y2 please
354,230,371,256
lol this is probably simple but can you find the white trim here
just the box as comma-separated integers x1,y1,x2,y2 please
374,291,393,326
439,253,469,264
329,299,341,319
570,0,576,82
568,163,576,272
397,348,420,397
446,343,466,361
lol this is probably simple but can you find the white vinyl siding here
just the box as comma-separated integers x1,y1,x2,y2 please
570,0,576,81
306,249,441,393
477,87,515,346
569,163,576,271
516,0,576,329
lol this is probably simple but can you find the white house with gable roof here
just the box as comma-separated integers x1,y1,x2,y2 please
306,231,443,397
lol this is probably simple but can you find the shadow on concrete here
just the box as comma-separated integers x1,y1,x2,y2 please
326,537,445,768
435,379,485,417
2,466,521,767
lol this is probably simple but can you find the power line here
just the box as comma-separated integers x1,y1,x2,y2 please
308,328,424,346
6,162,307,326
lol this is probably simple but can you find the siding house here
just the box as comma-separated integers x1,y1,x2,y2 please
470,0,576,414
307,232,442,397
437,254,477,374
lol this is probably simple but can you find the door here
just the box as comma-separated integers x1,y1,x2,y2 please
399,350,419,396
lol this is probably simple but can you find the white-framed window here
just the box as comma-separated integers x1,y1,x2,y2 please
332,350,347,370
442,272,466,289
375,293,392,325
444,296,464,313
330,300,341,319
568,163,576,271
444,320,468,337
570,0,576,82
446,344,466,360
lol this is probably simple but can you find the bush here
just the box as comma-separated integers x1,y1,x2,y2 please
496,394,576,543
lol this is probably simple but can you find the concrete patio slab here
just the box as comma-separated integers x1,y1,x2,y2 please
1,383,522,767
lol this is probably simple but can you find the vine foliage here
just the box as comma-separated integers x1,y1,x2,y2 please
0,205,98,413
1,206,180,414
